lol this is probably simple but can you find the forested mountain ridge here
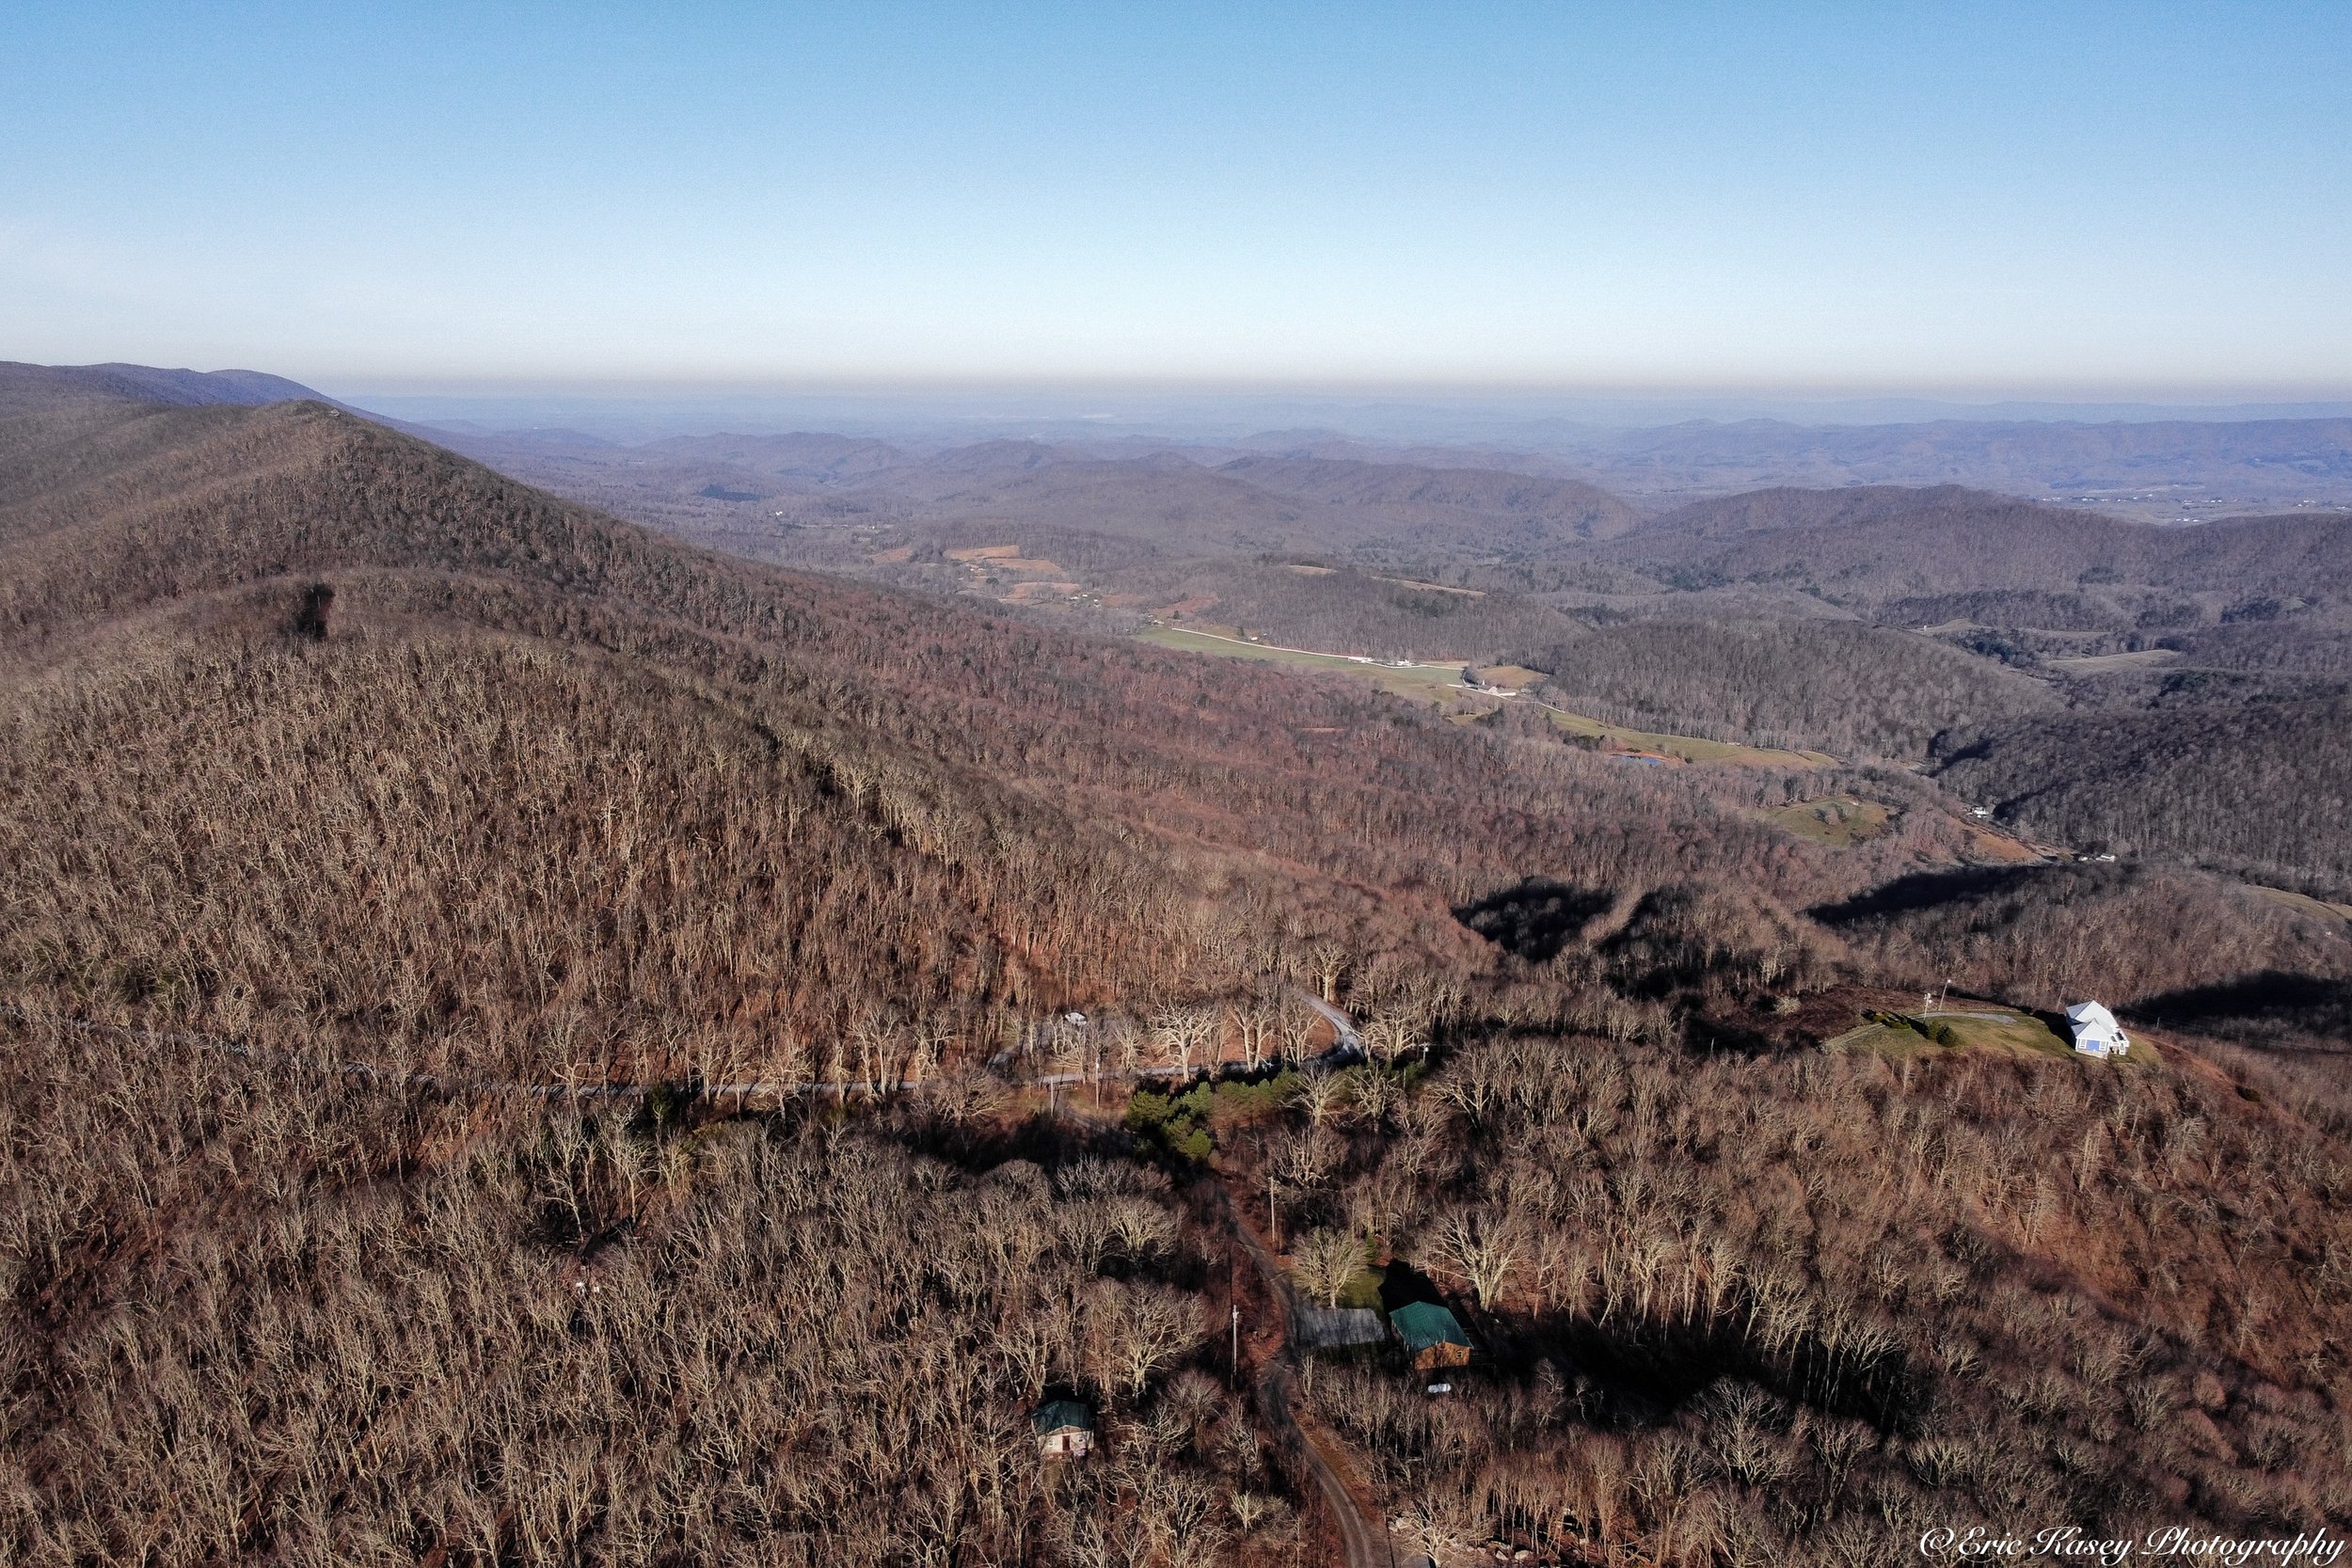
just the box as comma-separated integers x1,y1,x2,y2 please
1605,486,2352,604
1546,412,2352,518
1,372,1937,1080
1515,618,2061,760
1931,700,2352,893
408,399,2352,897
0,358,326,416
1212,452,1643,542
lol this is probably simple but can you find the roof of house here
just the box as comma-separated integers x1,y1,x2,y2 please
1391,1301,1471,1354
1297,1306,1387,1349
1032,1400,1095,1435
2066,1001,2122,1033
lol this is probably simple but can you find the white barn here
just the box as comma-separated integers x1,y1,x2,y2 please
2065,1002,2130,1058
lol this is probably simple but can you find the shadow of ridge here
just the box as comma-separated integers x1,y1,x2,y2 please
1807,863,2058,925
1453,878,1615,962
2136,970,2352,1028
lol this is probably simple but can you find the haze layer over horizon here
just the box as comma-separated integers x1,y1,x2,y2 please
7,2,2348,391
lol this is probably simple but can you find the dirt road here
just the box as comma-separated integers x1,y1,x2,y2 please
1218,1188,1392,1568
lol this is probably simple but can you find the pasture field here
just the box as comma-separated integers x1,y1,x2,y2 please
2047,648,2185,674
1141,625,1839,767
1136,625,1474,701
1764,796,1897,847
1531,704,1835,768
2251,884,2352,934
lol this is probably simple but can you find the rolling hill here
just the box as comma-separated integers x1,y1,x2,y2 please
1931,700,2352,894
1,365,1913,1083
1514,617,2061,760
1605,485,2352,608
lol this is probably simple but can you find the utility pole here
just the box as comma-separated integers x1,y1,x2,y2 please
1232,1259,1251,1391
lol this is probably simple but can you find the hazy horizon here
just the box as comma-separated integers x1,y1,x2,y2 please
317,382,2352,448
8,3,2349,388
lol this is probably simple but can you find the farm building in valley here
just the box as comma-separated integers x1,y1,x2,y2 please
2065,1001,2130,1058
1032,1401,1095,1459
1391,1301,1473,1372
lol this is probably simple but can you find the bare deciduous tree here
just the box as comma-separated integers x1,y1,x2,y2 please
1290,1227,1362,1308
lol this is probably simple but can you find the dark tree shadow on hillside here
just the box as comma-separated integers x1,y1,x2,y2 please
1454,879,1614,961
2136,972,2352,1050
1480,1306,1929,1441
1806,865,2050,925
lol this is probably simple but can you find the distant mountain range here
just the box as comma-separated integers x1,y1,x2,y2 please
1546,416,2352,517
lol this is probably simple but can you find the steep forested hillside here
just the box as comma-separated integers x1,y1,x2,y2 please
1608,487,2352,607
1239,1002,2352,1564
3,1010,1260,1566
0,382,1927,1083
1932,702,2352,894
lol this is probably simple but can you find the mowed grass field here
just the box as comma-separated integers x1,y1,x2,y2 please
1136,626,1478,702
1825,1007,2147,1067
1140,626,1836,768
1762,796,1897,847
2252,884,2352,935
1530,705,1835,768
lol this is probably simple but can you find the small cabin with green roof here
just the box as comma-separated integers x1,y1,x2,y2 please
1391,1301,1472,1371
1033,1399,1095,1458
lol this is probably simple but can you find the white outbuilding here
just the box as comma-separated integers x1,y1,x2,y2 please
2065,1001,2130,1058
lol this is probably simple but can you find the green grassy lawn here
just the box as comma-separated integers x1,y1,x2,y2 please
1338,1266,1386,1311
1825,1007,2147,1067
1764,796,1897,847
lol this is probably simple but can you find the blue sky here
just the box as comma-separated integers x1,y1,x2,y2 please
4,2,2347,392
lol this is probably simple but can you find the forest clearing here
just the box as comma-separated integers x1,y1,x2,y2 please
1136,623,1836,766
1825,1006,2145,1065
1762,797,1899,847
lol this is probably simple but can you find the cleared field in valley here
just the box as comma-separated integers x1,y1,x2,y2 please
1762,796,1897,847
1140,625,1837,767
1136,626,1475,701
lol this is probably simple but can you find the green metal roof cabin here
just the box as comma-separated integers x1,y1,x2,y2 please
1391,1301,1472,1370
